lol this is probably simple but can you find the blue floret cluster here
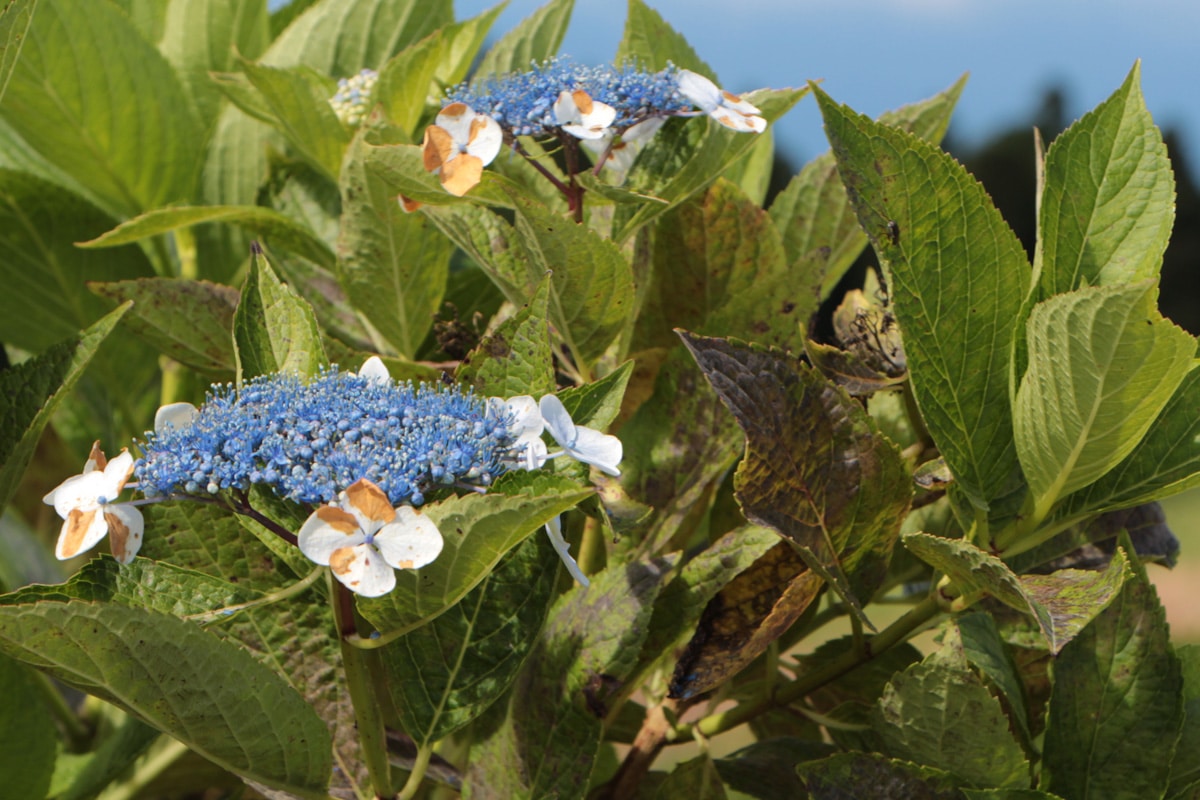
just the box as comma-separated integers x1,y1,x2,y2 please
135,370,514,506
444,57,691,136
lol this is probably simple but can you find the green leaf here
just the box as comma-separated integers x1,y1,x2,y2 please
769,75,966,302
0,0,36,103
615,0,713,76
1168,644,1200,799
634,178,813,353
797,752,965,799
1052,352,1200,521
474,0,572,80
506,189,636,365
466,554,674,798
159,0,270,131
0,303,130,513
1042,547,1184,800
135,501,367,796
952,613,1032,744
554,360,634,430
682,333,911,625
337,134,452,357
382,530,559,746
615,87,808,242
874,646,1030,789
457,273,556,397
0,556,260,618
240,60,349,181
0,602,331,796
89,278,238,376
814,84,1031,512
1037,62,1175,297
0,653,57,800
80,205,336,270
431,5,507,89
656,754,728,800
0,0,203,217
355,474,593,636
1014,281,1195,517
375,31,446,140
233,246,328,381
668,539,824,700
0,170,153,352
48,710,159,800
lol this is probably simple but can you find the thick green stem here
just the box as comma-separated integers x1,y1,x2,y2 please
331,575,394,798
675,593,943,740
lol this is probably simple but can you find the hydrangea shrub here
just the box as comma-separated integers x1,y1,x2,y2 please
0,0,1196,798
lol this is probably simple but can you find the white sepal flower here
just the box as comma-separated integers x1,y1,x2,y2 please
154,402,198,433
42,443,144,564
677,69,767,133
488,395,548,470
553,89,617,140
298,478,442,597
544,515,589,587
539,394,623,477
583,116,665,175
422,103,504,196
355,355,391,386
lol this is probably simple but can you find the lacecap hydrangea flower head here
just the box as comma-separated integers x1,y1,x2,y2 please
45,358,621,594
422,58,768,195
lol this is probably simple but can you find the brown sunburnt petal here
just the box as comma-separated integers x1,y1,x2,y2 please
467,114,492,145
422,125,456,172
329,546,361,583
86,440,107,472
344,478,396,524
113,448,135,489
571,89,594,115
61,508,98,558
398,194,422,213
721,89,744,104
316,505,361,534
107,511,131,561
440,153,483,196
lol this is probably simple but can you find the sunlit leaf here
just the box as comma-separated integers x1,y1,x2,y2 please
233,246,328,381
1014,281,1194,516
815,84,1031,513
1037,62,1174,297
457,273,556,398
474,0,572,80
0,0,36,103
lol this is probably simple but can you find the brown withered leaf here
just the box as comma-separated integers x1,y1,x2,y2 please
669,540,824,699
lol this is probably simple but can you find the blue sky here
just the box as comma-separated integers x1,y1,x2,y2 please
456,0,1200,174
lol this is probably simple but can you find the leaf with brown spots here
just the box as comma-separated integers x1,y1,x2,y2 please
457,273,556,398
681,332,911,627
669,540,823,699
89,278,239,377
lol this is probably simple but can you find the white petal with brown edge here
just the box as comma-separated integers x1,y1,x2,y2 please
374,506,443,570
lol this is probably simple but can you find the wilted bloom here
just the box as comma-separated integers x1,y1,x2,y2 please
422,103,503,196
43,443,144,563
137,368,514,506
298,478,442,597
329,68,379,127
539,395,623,477
554,89,617,140
544,515,589,587
676,69,767,133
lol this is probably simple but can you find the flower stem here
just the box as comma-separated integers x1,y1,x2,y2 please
330,575,394,797
395,743,433,800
